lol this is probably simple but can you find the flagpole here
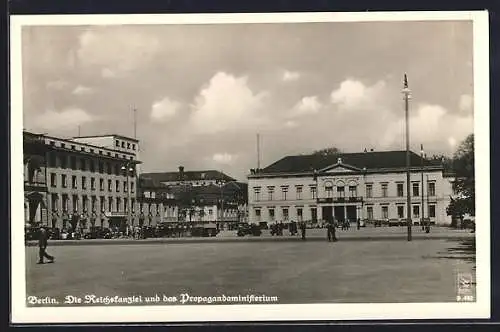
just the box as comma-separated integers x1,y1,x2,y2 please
403,74,412,241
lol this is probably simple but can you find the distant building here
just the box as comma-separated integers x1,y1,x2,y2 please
247,150,454,226
141,167,248,227
23,131,141,232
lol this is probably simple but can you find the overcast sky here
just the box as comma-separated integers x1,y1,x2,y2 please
21,20,473,181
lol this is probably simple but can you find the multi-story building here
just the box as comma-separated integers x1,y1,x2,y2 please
136,176,178,225
141,167,248,227
247,150,454,226
23,131,141,232
23,132,49,226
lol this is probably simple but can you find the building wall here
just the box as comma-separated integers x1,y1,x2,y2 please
248,168,453,225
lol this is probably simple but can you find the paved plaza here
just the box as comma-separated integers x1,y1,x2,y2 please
25,230,476,305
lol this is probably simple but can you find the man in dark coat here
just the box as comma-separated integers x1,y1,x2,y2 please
300,221,307,240
37,227,55,264
327,220,338,242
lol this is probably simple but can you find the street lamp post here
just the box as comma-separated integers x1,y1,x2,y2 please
403,74,412,241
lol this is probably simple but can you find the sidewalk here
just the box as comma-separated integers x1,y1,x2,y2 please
25,227,474,247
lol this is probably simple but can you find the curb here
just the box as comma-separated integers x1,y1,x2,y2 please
25,234,474,247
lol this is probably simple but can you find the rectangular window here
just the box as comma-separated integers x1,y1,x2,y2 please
429,204,436,218
337,186,345,198
381,184,388,197
382,206,388,219
100,178,104,191
80,158,86,171
311,207,317,222
61,174,67,188
268,187,274,201
72,175,77,189
127,143,131,149
131,198,135,213
108,179,112,191
428,182,436,196
131,182,135,193
132,144,136,150
123,181,128,192
310,186,317,199
51,194,58,211
397,205,405,218
62,195,68,212
91,196,96,212
412,183,420,197
367,206,374,220
255,209,261,222
413,205,420,218
90,161,96,172
98,162,104,173
349,185,357,197
81,176,87,189
91,177,96,190
297,208,303,221
124,199,128,212
282,208,289,221
70,156,77,169
82,195,88,212
281,187,288,200
72,195,78,212
116,180,120,192
269,208,275,221
366,184,373,198
116,198,121,212
397,183,404,197
296,186,303,200
60,155,67,168
116,140,120,147
50,173,57,187
254,188,261,201
108,198,113,212
107,163,112,174
100,196,105,212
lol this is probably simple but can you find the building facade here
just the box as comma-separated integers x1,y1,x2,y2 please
247,151,454,226
24,132,49,226
23,131,141,232
141,168,248,227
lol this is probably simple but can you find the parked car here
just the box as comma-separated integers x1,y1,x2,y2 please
237,223,262,237
84,226,112,239
191,223,219,237
388,218,400,227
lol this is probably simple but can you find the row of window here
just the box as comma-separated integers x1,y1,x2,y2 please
48,153,135,174
51,194,159,214
49,141,135,158
253,182,437,201
253,204,437,222
50,173,135,193
115,139,137,151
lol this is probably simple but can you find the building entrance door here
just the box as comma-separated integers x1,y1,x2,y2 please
322,206,333,223
346,206,357,222
334,206,345,222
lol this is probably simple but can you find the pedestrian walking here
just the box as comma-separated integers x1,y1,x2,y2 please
300,221,307,240
357,218,360,230
327,220,337,242
37,227,55,264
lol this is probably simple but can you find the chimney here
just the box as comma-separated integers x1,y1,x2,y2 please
370,149,374,152
179,166,184,181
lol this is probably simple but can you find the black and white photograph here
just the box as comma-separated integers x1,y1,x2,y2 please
10,11,490,323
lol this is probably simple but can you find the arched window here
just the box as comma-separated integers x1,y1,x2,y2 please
325,181,333,198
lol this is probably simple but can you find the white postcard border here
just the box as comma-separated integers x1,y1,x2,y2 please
10,11,490,323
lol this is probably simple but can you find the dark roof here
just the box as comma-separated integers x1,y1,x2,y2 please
72,134,139,142
260,151,442,174
141,170,236,183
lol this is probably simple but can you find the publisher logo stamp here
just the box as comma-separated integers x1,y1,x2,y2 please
456,272,474,302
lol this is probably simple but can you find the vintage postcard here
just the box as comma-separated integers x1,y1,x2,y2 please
10,11,490,323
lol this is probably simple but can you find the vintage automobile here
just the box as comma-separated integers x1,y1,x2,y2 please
237,223,262,237
84,226,112,239
191,223,219,237
388,218,401,227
